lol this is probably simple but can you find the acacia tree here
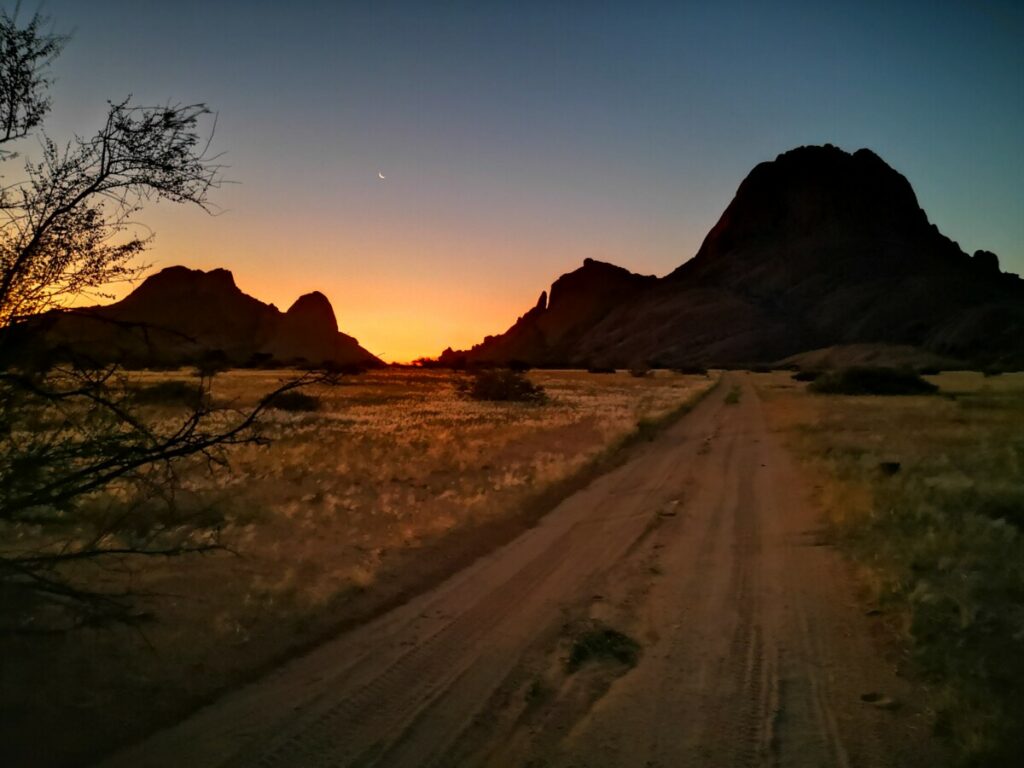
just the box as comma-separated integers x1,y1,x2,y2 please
0,8,318,629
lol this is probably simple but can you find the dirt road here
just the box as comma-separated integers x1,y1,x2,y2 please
100,374,939,767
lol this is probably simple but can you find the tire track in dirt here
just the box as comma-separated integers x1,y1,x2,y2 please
99,374,943,768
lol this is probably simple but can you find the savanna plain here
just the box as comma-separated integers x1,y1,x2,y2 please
1,368,712,766
4,367,1024,767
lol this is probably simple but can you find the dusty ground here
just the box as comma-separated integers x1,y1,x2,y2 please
1,369,710,767
101,373,943,768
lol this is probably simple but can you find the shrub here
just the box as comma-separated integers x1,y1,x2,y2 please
243,352,275,368
456,369,547,403
321,361,365,375
673,363,708,376
566,624,641,673
792,369,822,382
507,359,532,373
195,350,231,377
132,380,205,408
629,365,651,378
267,391,320,412
809,367,938,395
587,365,617,374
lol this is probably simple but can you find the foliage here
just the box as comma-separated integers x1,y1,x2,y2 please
0,366,323,628
1,12,222,327
456,368,547,403
0,6,67,151
849,482,1024,765
782,373,1024,766
0,9,319,629
809,366,938,395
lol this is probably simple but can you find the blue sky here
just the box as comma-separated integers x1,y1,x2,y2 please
28,0,1024,359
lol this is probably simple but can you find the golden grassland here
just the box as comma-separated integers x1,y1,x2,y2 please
1,368,714,766
760,370,1024,767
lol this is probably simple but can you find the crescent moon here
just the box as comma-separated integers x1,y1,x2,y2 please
378,172,386,180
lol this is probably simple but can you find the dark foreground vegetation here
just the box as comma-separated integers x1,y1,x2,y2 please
774,371,1024,766
809,366,938,395
456,369,547,403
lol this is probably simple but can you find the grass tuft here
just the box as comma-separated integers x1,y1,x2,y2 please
267,391,320,412
566,623,641,673
132,380,205,407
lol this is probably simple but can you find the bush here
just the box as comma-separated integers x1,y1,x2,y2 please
673,363,708,376
809,367,938,395
321,361,366,375
132,380,205,408
792,369,822,382
456,369,546,403
566,624,641,673
267,391,320,412
195,350,231,377
587,365,617,374
629,365,650,378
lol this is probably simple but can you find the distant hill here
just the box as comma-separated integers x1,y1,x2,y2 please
441,145,1024,369
16,266,382,368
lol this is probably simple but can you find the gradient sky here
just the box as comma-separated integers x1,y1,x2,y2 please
28,0,1024,361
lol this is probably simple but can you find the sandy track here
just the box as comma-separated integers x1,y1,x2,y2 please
100,374,939,767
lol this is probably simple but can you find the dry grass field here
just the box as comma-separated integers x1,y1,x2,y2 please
760,370,1024,766
0,368,713,767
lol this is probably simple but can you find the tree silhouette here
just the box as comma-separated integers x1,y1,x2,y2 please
0,7,325,630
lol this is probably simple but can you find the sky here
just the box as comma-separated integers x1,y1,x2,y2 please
23,0,1024,361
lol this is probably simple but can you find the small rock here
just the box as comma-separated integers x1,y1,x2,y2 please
860,692,900,710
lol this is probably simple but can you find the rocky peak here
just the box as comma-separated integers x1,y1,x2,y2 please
136,266,238,295
285,291,338,333
680,145,953,271
548,258,655,310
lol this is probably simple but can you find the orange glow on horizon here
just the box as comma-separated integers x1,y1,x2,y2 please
82,261,537,364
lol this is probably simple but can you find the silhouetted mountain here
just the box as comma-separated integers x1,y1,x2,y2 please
444,145,1024,368
21,266,382,368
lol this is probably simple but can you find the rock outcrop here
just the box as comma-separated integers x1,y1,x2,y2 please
447,145,1024,368
20,267,382,368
